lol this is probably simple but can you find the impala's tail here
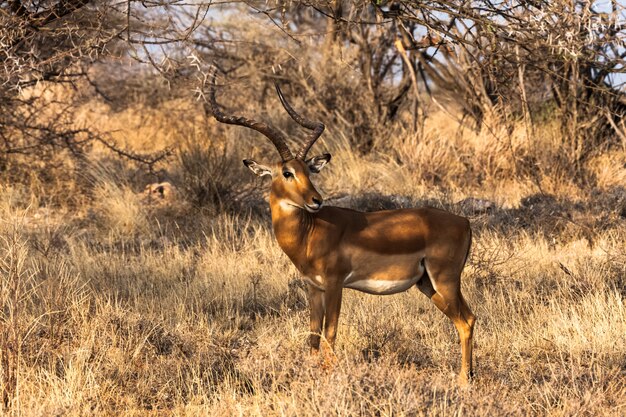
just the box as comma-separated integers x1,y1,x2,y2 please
461,225,473,273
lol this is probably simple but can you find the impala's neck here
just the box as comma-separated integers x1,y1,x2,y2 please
269,195,316,263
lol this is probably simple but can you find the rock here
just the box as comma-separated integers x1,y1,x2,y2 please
143,182,178,203
456,197,496,214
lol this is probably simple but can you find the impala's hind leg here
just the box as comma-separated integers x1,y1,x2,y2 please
421,264,475,384
431,287,474,384
457,293,475,379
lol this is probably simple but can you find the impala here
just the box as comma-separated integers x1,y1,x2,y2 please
208,71,476,383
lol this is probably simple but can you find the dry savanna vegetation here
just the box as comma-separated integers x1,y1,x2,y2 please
1,1,626,416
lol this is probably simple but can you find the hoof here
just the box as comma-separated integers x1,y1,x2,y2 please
320,347,337,370
457,370,475,386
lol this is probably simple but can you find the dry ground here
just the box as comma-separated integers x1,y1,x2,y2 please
1,103,625,416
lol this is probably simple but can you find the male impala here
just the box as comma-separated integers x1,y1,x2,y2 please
208,71,476,383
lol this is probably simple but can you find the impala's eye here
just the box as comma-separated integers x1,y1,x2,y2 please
282,171,294,179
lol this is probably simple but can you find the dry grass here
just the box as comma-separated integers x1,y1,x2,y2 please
1,99,625,416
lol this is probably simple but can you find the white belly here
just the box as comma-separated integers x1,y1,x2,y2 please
344,275,421,295
342,256,425,296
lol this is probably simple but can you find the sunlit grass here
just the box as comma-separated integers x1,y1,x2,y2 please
1,102,625,416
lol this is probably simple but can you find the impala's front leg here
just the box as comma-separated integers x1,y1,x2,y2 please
322,281,343,352
307,283,324,354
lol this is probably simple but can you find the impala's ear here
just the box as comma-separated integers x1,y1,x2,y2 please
243,159,272,177
306,153,331,173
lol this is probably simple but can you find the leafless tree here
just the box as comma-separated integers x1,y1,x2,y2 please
312,1,626,161
0,0,213,185
2,0,624,187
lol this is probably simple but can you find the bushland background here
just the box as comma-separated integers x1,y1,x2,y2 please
1,1,625,415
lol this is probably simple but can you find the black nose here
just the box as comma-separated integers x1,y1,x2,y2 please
312,197,322,206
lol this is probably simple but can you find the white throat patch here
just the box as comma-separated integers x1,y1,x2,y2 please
278,200,301,211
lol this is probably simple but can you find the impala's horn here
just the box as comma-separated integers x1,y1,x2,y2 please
274,83,325,160
208,69,294,162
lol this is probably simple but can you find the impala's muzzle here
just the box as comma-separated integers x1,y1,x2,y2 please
305,196,323,213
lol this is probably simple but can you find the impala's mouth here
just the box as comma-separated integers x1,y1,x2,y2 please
304,203,322,213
